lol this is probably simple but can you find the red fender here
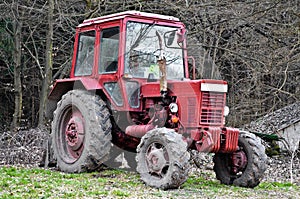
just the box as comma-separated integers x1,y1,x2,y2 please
48,77,103,100
46,78,104,119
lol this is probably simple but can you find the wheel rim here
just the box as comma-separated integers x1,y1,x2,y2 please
59,106,85,163
231,149,248,174
146,142,170,178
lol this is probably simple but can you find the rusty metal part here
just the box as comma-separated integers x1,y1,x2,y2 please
158,58,167,93
192,127,239,153
195,131,214,153
155,30,167,94
146,143,168,176
231,150,248,174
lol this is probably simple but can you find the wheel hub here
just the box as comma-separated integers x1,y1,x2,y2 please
146,145,167,175
231,150,247,174
65,116,84,151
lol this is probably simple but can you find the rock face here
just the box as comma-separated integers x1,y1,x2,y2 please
244,102,300,151
264,154,300,185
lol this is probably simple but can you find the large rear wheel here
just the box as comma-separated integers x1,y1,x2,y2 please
136,128,190,189
52,90,112,173
213,131,267,188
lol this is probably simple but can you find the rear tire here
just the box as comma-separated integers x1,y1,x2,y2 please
136,128,190,189
52,90,112,173
213,131,267,188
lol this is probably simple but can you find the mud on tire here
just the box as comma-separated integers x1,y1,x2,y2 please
213,131,267,188
136,128,190,189
52,90,112,173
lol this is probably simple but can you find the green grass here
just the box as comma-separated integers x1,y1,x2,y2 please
0,166,130,198
0,166,299,198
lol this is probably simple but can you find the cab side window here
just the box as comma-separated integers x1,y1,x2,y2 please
99,27,119,74
74,31,95,76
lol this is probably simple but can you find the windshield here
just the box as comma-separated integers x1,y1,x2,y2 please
125,21,184,79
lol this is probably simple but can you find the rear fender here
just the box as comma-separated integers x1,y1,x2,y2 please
46,78,103,119
48,78,103,100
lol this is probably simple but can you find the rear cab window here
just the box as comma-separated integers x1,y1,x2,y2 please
74,30,96,76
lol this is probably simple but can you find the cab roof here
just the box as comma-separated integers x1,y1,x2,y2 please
78,11,180,28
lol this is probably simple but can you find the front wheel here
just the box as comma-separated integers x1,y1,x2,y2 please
136,128,190,189
213,131,267,188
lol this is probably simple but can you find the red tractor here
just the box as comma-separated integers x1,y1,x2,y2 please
48,11,267,189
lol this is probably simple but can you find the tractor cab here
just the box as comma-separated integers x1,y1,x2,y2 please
67,11,187,109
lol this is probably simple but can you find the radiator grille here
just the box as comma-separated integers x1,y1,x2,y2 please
200,91,225,125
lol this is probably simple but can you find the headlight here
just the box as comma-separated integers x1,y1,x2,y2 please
224,106,230,116
169,103,178,113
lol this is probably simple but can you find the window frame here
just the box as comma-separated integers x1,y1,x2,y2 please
98,26,120,74
74,30,96,77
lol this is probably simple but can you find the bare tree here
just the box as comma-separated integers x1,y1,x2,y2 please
38,0,54,127
11,18,22,130
1,1,25,130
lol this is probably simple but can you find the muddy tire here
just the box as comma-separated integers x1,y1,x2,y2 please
136,128,190,189
52,90,112,173
213,131,267,188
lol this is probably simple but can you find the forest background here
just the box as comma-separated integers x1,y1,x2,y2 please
0,0,299,131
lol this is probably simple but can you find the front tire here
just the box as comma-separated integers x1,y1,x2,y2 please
52,90,112,173
213,131,267,188
136,128,190,189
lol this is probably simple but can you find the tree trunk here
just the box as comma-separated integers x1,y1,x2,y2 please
38,0,54,127
11,20,23,131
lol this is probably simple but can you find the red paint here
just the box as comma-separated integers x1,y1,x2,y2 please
125,124,155,138
220,127,240,153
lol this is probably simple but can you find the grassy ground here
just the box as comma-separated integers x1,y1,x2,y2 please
0,166,299,199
